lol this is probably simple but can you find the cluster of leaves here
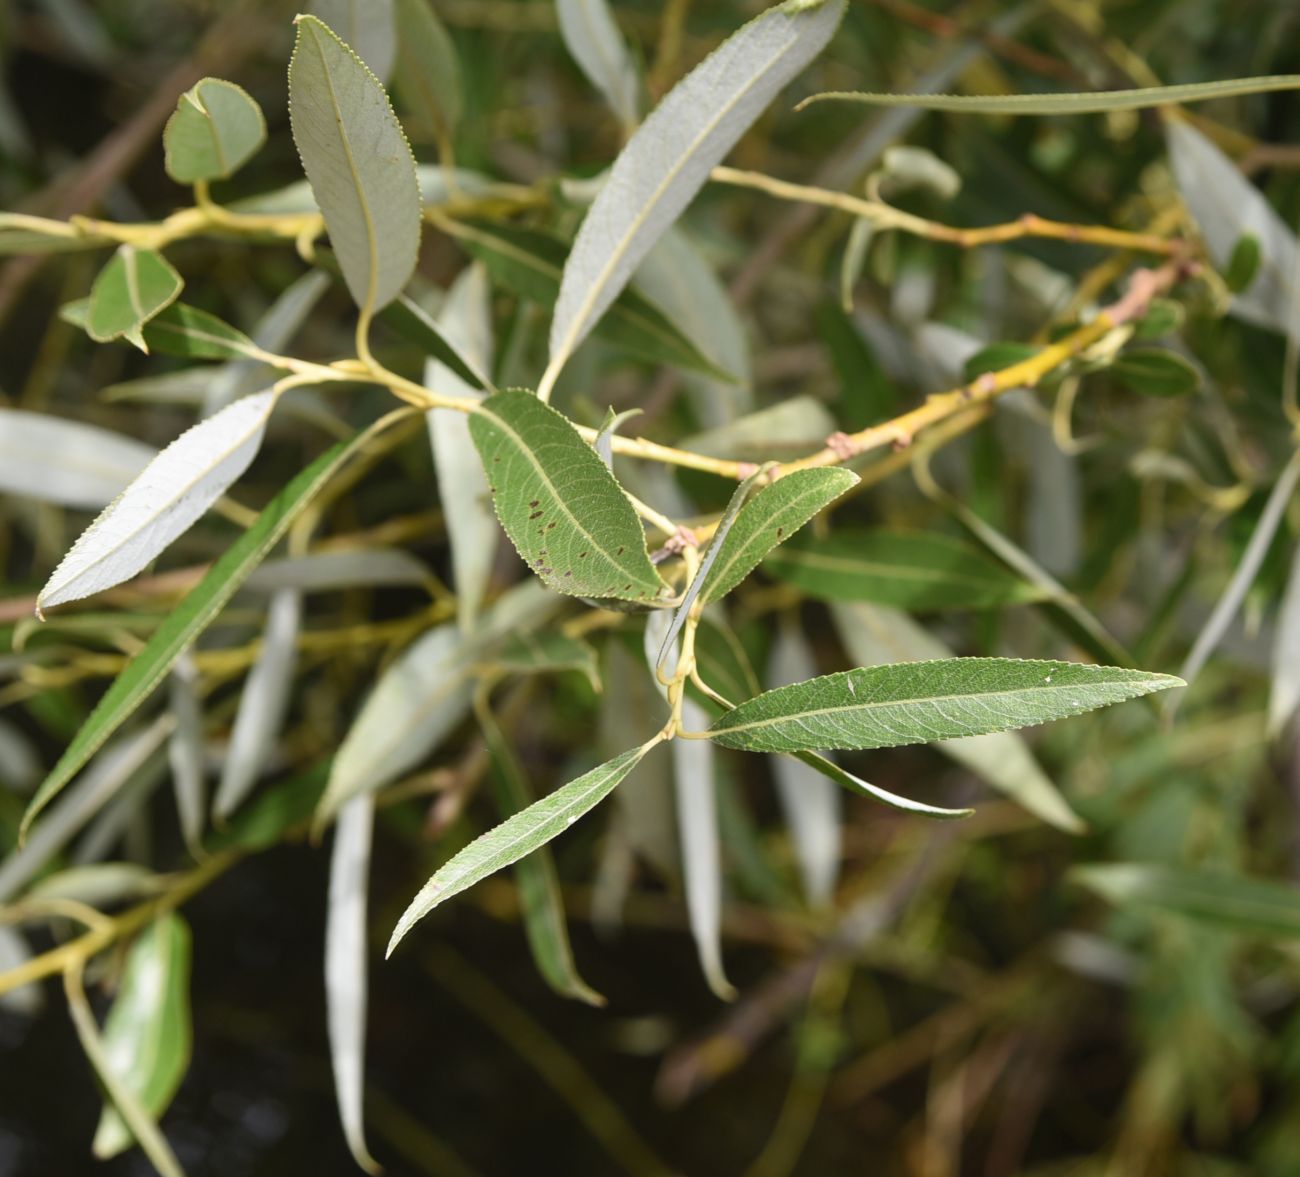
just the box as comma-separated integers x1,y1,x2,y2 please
1,1,1299,1174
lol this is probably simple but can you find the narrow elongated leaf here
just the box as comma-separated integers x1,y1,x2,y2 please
1074,863,1300,939
1111,348,1201,397
163,77,267,184
769,627,841,904
37,390,280,613
468,390,665,604
311,0,396,83
245,548,432,593
449,218,732,380
709,658,1183,754
0,927,42,1016
427,264,497,631
135,302,261,361
800,75,1300,115
392,0,462,141
1270,545,1300,736
92,915,193,1159
700,468,858,604
0,409,154,509
22,422,401,837
387,740,660,954
28,863,163,907
477,630,600,690
289,14,420,312
681,395,836,462
542,0,845,394
594,406,643,469
766,529,1046,609
674,699,734,999
167,654,205,856
213,589,301,820
557,0,639,128
480,705,604,1005
86,246,183,351
325,794,380,1175
793,749,972,818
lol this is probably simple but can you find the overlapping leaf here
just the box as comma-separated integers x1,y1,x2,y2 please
163,77,266,184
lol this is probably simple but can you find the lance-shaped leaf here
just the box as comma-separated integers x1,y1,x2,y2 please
793,749,972,819
541,0,845,395
392,0,462,141
289,13,420,312
673,699,734,999
91,914,192,1159
476,630,600,691
765,529,1047,609
448,218,732,380
213,589,301,821
388,739,660,954
86,246,183,351
480,704,603,1005
246,548,433,593
37,390,280,613
700,467,858,605
63,297,261,362
799,75,1300,115
1270,546,1300,737
312,0,396,81
0,409,154,509
709,658,1183,754
557,0,640,128
468,390,665,604
167,654,205,857
22,422,400,837
163,77,267,184
427,264,497,631
325,794,380,1174
1073,863,1300,940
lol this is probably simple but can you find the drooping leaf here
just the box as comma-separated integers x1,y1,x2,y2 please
86,246,183,351
245,548,433,593
37,390,280,613
448,218,732,380
289,13,420,312
0,409,154,509
799,75,1300,115
699,468,858,605
468,390,665,604
709,658,1183,754
480,704,604,1005
1111,348,1201,398
21,421,404,838
427,264,497,631
163,77,267,184
310,0,396,83
325,794,380,1175
557,0,640,128
392,0,462,141
792,748,973,819
1074,863,1300,939
167,654,205,857
765,529,1047,610
477,630,601,691
138,302,262,361
387,740,661,954
213,589,302,821
541,0,846,395
1224,234,1261,294
673,699,734,999
92,915,193,1159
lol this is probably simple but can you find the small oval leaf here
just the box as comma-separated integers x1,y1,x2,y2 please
1111,348,1201,398
163,77,267,184
86,246,183,351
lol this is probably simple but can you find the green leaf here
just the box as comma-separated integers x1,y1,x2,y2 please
92,915,192,1159
138,302,261,360
700,468,858,605
447,218,734,381
387,739,660,954
392,0,462,142
311,0,396,82
289,14,420,313
1112,348,1201,398
468,390,666,604
1073,863,1300,939
21,419,403,839
764,529,1047,610
557,0,640,128
478,630,601,691
163,77,267,184
86,246,183,351
541,0,847,397
1224,233,1262,294
963,342,1039,382
708,658,1183,754
799,75,1300,115
793,749,973,819
480,705,604,1005
1134,298,1184,341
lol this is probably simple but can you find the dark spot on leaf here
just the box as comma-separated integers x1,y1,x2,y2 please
578,551,587,558
616,546,625,555
529,500,539,508
539,550,548,558
547,521,557,530
623,584,631,591
776,527,784,538
529,511,543,520
538,567,553,575
564,570,572,577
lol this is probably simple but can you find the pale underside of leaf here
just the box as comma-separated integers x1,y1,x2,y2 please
557,0,640,128
0,409,155,509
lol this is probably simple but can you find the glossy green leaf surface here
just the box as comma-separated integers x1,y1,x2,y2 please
468,390,665,604
709,658,1183,754
764,529,1047,610
163,78,267,184
289,14,420,312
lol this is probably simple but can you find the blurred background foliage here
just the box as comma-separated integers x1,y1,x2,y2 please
2,0,1300,1174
